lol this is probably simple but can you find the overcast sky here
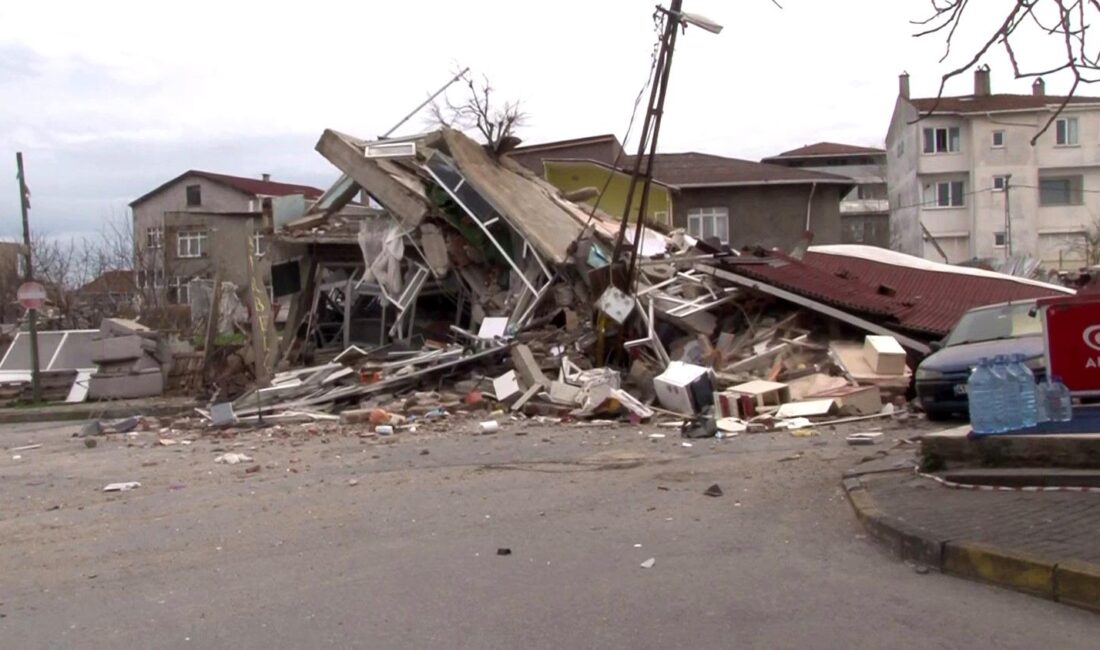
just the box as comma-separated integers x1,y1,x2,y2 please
0,0,1083,242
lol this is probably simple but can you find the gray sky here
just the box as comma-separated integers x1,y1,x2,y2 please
0,0,1082,242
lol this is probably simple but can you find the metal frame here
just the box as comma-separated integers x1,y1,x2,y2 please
421,153,554,330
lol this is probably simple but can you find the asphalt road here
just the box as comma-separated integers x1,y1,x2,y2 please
2,415,1099,649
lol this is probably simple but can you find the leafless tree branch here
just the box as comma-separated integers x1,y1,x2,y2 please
429,70,527,155
913,0,1100,143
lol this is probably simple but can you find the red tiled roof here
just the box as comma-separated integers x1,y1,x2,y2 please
714,248,1068,338
801,250,1066,335
769,142,885,158
78,270,136,294
624,152,852,187
190,171,324,199
910,94,1100,114
131,170,324,206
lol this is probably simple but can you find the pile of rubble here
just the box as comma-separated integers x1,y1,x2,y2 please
173,125,1072,439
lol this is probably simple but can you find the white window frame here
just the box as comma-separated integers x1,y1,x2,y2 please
991,130,1005,148
992,175,1009,192
652,210,669,226
922,126,961,154
1056,117,1079,146
686,207,729,245
146,226,164,249
251,233,267,256
177,230,207,258
169,276,191,305
924,180,966,208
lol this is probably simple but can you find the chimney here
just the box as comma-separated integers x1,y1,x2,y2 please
974,64,991,96
898,72,910,99
1033,77,1046,96
261,173,271,182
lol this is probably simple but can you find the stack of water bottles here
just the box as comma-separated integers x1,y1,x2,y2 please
967,354,1072,434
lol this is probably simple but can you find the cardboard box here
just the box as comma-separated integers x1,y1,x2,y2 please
862,335,906,375
808,384,883,415
728,379,791,407
653,362,714,415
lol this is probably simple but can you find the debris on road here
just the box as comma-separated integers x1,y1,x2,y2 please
704,483,724,497
214,453,253,465
640,558,656,569
103,481,141,492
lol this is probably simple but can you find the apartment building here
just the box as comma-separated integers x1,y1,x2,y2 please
886,67,1100,268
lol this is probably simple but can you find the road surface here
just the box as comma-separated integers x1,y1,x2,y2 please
2,415,1098,648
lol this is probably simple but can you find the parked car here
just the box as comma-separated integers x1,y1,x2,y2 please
915,300,1045,420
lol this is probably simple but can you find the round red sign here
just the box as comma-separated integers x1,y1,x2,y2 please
16,281,46,310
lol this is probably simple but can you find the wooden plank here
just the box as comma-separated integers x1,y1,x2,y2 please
315,130,428,227
281,258,320,367
245,219,278,386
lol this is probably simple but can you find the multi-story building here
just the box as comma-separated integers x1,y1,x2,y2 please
887,67,1100,268
130,171,323,304
762,142,890,248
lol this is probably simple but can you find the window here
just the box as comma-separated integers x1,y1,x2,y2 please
251,233,267,256
993,175,1009,192
145,226,163,249
994,232,1006,248
922,126,961,154
992,130,1005,148
177,230,208,258
168,277,190,305
924,180,965,208
686,207,729,244
1056,117,1079,146
652,211,669,226
1039,175,1084,206
185,184,202,206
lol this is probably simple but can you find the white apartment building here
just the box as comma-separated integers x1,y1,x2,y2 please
886,67,1100,269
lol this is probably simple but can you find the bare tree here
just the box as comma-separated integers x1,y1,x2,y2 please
430,71,527,154
1067,211,1100,267
914,1,1100,142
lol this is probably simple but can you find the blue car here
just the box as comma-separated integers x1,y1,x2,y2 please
915,300,1045,420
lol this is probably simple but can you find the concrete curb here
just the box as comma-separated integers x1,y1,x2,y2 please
843,475,1100,611
0,401,198,425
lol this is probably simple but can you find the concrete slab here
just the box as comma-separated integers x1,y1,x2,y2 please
87,368,164,400
922,425,1100,469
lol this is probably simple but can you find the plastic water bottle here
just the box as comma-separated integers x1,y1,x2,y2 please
990,355,1016,431
1048,376,1073,422
1008,354,1038,429
967,358,1002,434
1034,379,1050,424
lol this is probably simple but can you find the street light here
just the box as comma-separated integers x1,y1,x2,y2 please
679,11,724,34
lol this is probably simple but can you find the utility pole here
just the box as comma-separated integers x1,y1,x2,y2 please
1003,174,1012,258
16,152,41,402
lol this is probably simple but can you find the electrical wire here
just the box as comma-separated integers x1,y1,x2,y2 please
568,20,665,242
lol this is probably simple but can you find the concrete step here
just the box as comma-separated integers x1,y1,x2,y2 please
940,468,1100,488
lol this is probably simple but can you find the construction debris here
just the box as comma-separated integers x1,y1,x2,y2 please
16,121,1072,439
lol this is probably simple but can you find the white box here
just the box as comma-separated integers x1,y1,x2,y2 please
653,361,713,415
862,335,906,375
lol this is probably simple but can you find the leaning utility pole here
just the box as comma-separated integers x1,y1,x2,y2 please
16,152,41,402
1003,174,1012,258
